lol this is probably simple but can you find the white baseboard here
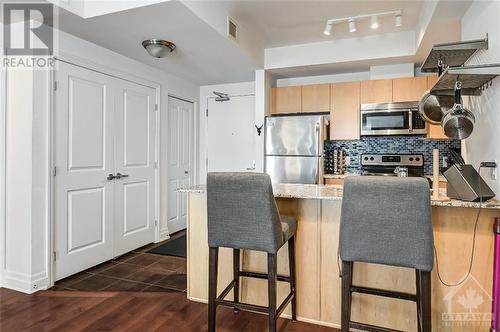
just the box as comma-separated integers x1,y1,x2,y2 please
3,270,49,294
159,228,170,242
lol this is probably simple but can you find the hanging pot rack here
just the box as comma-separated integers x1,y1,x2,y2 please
420,35,500,96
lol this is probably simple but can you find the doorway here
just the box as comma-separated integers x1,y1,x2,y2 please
53,61,157,281
167,96,195,235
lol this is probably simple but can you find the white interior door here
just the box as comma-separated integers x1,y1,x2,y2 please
54,62,115,280
207,95,256,172
113,81,156,257
167,97,194,235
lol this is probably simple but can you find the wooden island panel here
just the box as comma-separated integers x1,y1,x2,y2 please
187,192,498,331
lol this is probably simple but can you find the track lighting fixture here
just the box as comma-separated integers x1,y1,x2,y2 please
323,9,402,36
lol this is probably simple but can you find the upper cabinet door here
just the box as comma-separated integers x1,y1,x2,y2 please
271,86,302,114
360,79,393,104
426,75,448,139
330,81,361,140
301,84,330,113
392,77,428,102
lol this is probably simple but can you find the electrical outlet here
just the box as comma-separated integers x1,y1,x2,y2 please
345,156,351,166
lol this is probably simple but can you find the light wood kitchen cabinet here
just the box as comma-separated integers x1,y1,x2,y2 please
360,79,393,104
271,86,302,114
330,81,360,140
426,75,448,139
301,84,330,113
392,76,428,102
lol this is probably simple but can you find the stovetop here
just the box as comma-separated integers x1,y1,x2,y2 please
361,154,425,177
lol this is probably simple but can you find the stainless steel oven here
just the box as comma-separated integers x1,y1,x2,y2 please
360,102,427,136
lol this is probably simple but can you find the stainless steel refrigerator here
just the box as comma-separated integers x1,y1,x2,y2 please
265,114,327,184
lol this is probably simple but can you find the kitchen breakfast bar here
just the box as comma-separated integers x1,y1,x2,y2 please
179,184,500,331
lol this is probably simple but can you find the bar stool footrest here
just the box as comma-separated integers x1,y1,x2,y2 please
350,321,404,332
351,286,417,302
240,271,291,283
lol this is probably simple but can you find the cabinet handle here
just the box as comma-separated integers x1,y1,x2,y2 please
107,174,116,181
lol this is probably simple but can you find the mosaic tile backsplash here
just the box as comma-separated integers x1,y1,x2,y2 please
324,136,461,175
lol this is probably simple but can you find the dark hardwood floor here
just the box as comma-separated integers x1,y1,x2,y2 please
0,288,339,331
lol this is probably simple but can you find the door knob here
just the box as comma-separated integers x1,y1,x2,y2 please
184,171,189,174
107,174,116,181
116,173,129,179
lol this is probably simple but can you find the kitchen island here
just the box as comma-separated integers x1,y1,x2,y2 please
179,183,500,331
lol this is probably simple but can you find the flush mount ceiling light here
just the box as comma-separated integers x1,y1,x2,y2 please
323,9,402,36
142,39,176,58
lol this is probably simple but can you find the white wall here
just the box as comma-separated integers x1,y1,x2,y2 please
198,81,255,183
276,71,370,87
3,25,199,293
461,0,500,197
0,21,5,288
265,31,416,70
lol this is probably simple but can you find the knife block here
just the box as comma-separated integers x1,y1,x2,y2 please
443,164,495,202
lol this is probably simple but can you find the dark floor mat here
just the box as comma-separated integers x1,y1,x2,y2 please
147,235,186,258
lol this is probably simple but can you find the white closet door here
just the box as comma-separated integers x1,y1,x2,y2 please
54,62,115,280
113,80,156,257
167,97,194,234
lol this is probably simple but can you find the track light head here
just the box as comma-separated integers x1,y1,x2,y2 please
371,15,379,29
395,13,402,27
323,22,332,36
348,18,356,33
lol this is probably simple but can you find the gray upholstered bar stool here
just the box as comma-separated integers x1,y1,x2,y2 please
207,172,297,332
339,176,434,332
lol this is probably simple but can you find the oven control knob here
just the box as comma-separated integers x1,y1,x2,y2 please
364,157,369,161
416,157,420,162
370,157,374,161
409,157,414,161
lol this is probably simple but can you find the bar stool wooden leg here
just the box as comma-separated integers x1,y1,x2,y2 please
420,270,432,332
233,249,240,313
341,261,353,332
288,236,297,321
416,269,422,332
268,253,278,332
208,247,219,332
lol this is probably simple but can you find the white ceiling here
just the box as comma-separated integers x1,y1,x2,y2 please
56,1,259,85
51,0,474,85
220,0,424,48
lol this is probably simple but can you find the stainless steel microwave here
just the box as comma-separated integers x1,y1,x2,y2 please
360,102,427,136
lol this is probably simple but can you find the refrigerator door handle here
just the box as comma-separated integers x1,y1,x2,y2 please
315,122,321,184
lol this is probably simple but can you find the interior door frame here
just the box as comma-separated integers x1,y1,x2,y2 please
164,94,196,239
48,55,161,287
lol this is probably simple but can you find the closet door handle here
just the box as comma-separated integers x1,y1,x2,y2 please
116,173,129,179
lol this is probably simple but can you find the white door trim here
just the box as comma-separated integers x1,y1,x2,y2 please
164,95,196,238
48,57,161,287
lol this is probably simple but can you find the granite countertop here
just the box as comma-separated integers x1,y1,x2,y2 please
178,184,500,209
